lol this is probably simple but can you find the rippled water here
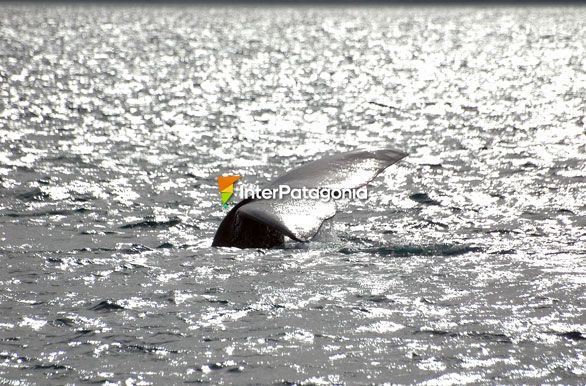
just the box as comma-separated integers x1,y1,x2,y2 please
1,4,585,385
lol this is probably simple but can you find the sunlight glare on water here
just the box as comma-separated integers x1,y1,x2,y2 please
0,4,585,385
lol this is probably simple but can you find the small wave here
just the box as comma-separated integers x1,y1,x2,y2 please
79,230,120,236
89,299,125,312
117,243,153,254
556,331,585,341
414,329,512,343
15,187,49,201
198,360,244,374
2,208,93,218
120,218,181,229
355,294,394,304
414,329,458,337
207,298,230,305
409,192,441,206
489,249,516,255
340,244,482,257
53,317,76,327
74,329,95,336
47,154,95,168
467,331,512,344
487,229,522,235
0,352,30,363
31,363,70,371
123,343,179,354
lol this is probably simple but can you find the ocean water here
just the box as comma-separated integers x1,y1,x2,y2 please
1,5,585,385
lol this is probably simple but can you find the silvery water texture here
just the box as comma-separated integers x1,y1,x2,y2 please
0,5,585,385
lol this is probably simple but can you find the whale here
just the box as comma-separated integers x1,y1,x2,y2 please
212,147,408,248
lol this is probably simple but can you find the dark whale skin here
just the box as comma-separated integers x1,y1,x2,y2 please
212,198,285,248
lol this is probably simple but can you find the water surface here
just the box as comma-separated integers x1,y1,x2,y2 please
0,5,585,385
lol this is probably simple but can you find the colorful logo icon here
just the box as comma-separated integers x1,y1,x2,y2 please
217,176,240,208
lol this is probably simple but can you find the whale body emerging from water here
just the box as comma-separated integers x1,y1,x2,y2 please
212,147,408,248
